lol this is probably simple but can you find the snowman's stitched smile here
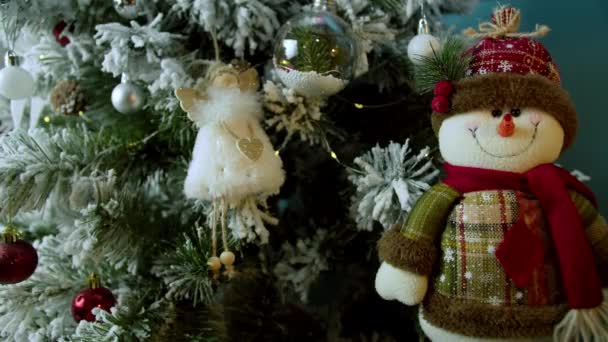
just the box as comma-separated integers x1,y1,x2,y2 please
468,123,539,158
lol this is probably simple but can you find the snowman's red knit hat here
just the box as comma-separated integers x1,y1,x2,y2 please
431,6,578,149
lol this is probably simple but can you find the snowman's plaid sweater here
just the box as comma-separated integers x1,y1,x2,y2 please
378,183,608,338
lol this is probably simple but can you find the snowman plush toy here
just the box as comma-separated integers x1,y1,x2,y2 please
375,6,608,342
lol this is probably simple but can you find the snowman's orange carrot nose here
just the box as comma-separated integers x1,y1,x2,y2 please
497,114,515,137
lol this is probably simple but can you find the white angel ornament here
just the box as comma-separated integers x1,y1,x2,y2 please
176,60,285,278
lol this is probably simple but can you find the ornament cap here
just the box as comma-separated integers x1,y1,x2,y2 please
86,272,101,289
418,17,431,35
120,73,130,83
4,50,19,67
313,0,336,12
2,224,22,244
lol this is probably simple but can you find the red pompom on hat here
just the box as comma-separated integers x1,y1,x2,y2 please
431,6,578,150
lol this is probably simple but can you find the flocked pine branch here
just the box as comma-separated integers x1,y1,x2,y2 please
147,55,210,152
263,79,343,150
95,14,186,81
65,170,198,273
0,126,126,217
0,236,132,341
366,0,478,20
274,229,330,302
72,297,174,342
348,140,439,231
147,53,210,111
31,34,102,84
168,0,288,57
0,237,80,341
151,226,214,307
337,0,396,54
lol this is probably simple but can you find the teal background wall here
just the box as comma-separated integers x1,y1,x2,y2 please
444,0,608,214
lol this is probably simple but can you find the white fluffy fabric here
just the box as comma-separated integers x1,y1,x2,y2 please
189,86,263,127
418,309,552,342
374,262,428,305
184,86,285,204
275,68,347,98
438,109,564,173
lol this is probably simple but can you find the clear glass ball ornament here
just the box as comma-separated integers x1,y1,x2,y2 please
0,51,34,100
273,7,358,98
111,74,145,114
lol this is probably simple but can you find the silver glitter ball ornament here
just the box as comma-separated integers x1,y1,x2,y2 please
111,75,145,114
113,0,142,20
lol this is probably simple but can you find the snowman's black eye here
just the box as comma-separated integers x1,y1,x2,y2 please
491,109,502,118
511,108,521,117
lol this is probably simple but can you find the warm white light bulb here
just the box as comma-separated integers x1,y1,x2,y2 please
0,65,34,100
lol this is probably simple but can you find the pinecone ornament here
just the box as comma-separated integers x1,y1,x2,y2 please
50,80,86,116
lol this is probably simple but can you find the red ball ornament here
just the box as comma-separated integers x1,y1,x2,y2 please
71,273,116,322
53,21,71,47
433,80,454,96
432,95,450,113
0,227,38,284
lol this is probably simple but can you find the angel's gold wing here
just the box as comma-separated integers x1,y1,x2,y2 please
175,87,206,113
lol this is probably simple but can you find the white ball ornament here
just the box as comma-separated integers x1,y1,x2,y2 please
0,51,34,100
407,16,441,65
111,74,145,114
407,34,441,65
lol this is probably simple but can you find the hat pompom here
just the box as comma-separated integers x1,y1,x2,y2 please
491,6,520,33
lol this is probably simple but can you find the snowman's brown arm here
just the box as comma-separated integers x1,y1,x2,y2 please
570,191,608,286
377,183,461,276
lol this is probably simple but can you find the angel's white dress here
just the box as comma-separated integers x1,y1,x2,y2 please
183,86,285,204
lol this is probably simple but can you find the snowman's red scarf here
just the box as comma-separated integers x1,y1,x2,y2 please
443,163,603,309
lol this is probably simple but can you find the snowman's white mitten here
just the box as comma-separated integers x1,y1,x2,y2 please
375,262,428,305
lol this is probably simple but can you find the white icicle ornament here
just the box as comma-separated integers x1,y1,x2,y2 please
176,62,285,205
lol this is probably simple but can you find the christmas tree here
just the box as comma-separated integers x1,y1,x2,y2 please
0,0,479,340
